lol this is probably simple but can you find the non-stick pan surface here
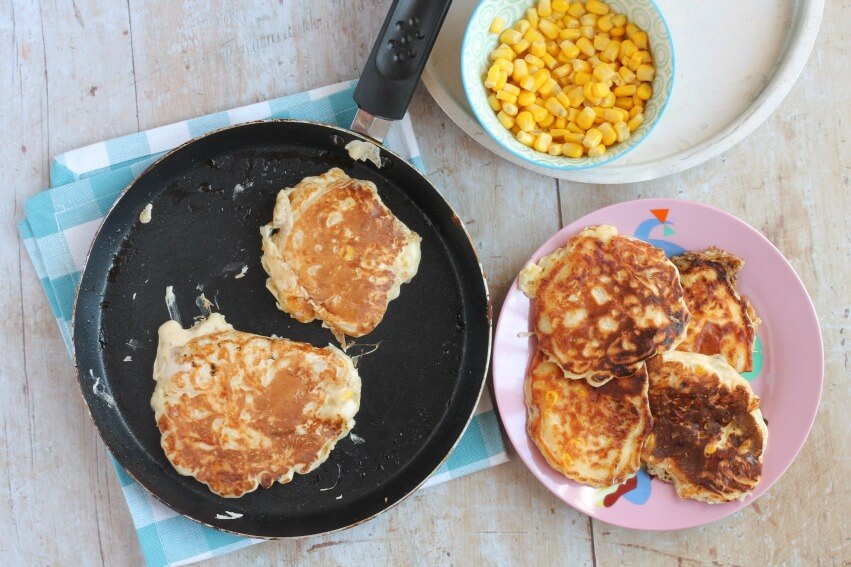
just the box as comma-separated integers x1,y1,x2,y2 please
73,120,490,537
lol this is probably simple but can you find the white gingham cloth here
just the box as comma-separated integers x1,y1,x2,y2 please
18,79,508,567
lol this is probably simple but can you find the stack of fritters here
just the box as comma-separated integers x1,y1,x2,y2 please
521,227,768,502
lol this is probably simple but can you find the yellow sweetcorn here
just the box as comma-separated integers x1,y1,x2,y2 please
500,28,523,45
587,143,606,157
517,90,537,106
489,17,507,35
614,120,630,142
502,102,519,116
516,111,535,132
497,111,515,129
598,122,617,145
482,1,655,158
628,113,644,131
563,142,584,157
576,106,596,129
516,130,536,146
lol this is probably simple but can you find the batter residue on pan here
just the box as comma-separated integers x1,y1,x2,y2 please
151,313,361,498
260,168,421,343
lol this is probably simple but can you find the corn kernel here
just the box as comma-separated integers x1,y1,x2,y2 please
555,116,567,129
527,104,548,122
636,83,652,100
620,39,637,59
487,93,501,112
598,122,617,145
552,0,569,10
525,54,545,69
531,40,547,58
626,23,640,39
517,90,536,106
574,71,591,85
592,62,616,82
629,104,643,118
502,102,519,116
587,143,606,157
531,68,550,91
633,31,648,50
526,7,539,28
614,120,630,142
544,96,568,117
548,142,563,156
563,142,584,157
628,51,644,71
563,131,583,143
514,19,531,33
567,121,584,133
490,45,515,61
583,128,603,148
559,40,580,59
539,18,559,39
576,106,596,129
500,28,522,45
587,0,609,15
559,28,581,40
556,91,572,108
512,59,529,82
614,84,637,96
598,14,613,32
516,111,535,132
628,113,644,131
537,0,552,17
601,92,616,108
516,130,536,146
484,66,501,89
566,85,585,106
580,25,595,39
618,65,636,83
575,37,595,57
563,15,580,28
593,34,610,52
553,62,573,79
636,64,655,82
600,39,620,63
494,71,507,90
524,27,544,43
580,13,598,26
541,52,558,70
572,58,591,72
609,25,625,38
546,39,559,56
496,90,517,103
489,17,507,34
591,82,610,97
550,128,570,138
539,77,559,96
512,39,531,55
539,112,555,128
615,96,634,110
612,14,627,26
567,2,585,18
496,111,515,129
494,58,514,73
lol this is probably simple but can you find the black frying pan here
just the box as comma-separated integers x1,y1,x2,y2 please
73,0,490,538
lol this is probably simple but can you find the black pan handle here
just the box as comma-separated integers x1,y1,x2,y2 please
353,0,453,125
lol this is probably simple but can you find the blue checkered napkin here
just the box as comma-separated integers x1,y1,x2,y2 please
19,80,508,567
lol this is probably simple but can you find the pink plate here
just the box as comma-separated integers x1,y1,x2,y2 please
492,198,823,530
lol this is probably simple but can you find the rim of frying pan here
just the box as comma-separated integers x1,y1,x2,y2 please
71,118,493,538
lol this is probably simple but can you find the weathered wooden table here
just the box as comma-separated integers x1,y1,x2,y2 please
1,1,847,565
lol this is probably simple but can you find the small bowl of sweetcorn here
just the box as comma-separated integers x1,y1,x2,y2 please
461,0,673,171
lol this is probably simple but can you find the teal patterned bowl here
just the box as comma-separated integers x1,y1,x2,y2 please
461,0,674,171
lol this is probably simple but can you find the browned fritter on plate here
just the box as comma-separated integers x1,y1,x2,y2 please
672,247,760,373
526,350,652,487
519,225,690,386
642,351,767,504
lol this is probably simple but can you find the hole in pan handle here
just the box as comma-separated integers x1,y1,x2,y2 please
352,0,453,143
